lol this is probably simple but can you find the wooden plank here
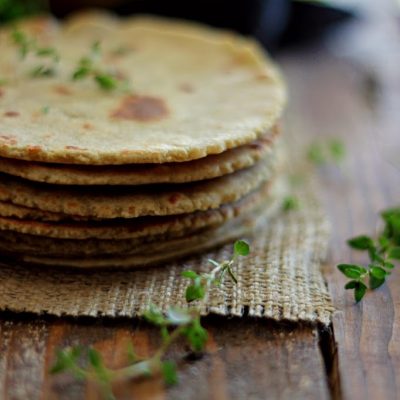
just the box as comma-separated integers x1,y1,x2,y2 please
0,316,329,400
281,48,400,400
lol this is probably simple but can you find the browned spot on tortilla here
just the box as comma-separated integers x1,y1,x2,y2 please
179,83,195,93
65,146,88,151
256,72,272,81
0,89,4,98
4,111,19,118
0,135,17,145
168,194,181,204
111,95,169,122
249,141,263,150
27,145,42,155
53,85,72,96
82,123,94,130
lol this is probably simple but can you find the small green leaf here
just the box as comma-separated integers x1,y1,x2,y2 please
344,280,358,289
181,270,198,279
73,66,91,80
184,319,208,352
94,74,118,91
234,240,250,257
161,360,178,386
337,264,366,279
36,47,59,61
378,235,390,250
388,247,400,260
370,266,387,279
282,195,300,212
143,306,166,326
30,65,55,77
185,284,205,302
384,261,395,270
369,275,385,290
347,235,374,250
329,138,345,163
88,348,102,369
307,142,325,165
354,282,367,302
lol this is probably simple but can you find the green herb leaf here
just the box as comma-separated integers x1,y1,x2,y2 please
181,270,199,279
370,266,387,279
354,281,367,302
329,138,345,163
347,235,374,250
388,247,400,260
88,348,103,369
307,143,325,165
344,280,358,290
337,264,367,279
384,261,395,270
185,284,206,302
143,306,166,326
73,66,91,80
30,65,56,77
50,346,86,380
234,240,250,257
282,195,300,212
184,319,208,352
162,360,178,386
94,74,118,91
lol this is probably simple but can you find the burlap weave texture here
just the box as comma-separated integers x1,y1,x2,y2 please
0,188,334,325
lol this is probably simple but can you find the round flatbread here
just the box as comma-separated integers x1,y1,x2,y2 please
0,179,284,254
0,177,282,239
0,15,285,164
0,128,279,185
0,187,281,257
9,204,270,269
0,155,278,219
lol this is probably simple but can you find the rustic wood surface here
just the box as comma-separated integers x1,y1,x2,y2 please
1,3,400,398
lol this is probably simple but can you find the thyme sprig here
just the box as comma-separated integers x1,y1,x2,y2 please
50,240,250,398
338,207,400,302
72,41,129,91
11,29,59,77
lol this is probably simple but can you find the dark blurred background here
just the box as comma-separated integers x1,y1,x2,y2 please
0,0,355,52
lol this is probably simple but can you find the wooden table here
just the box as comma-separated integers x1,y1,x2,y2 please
1,5,400,399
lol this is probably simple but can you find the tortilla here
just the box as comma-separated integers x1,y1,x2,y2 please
0,155,279,219
0,185,283,258
11,203,269,269
0,128,279,185
0,176,284,239
0,15,285,164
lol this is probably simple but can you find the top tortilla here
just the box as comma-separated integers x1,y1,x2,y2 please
0,14,286,165
0,127,279,185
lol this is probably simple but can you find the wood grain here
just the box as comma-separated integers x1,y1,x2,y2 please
281,44,400,400
0,316,329,400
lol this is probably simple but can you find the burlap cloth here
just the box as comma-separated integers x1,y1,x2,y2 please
0,185,334,325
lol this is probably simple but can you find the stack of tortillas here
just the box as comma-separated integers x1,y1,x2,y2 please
0,12,286,269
